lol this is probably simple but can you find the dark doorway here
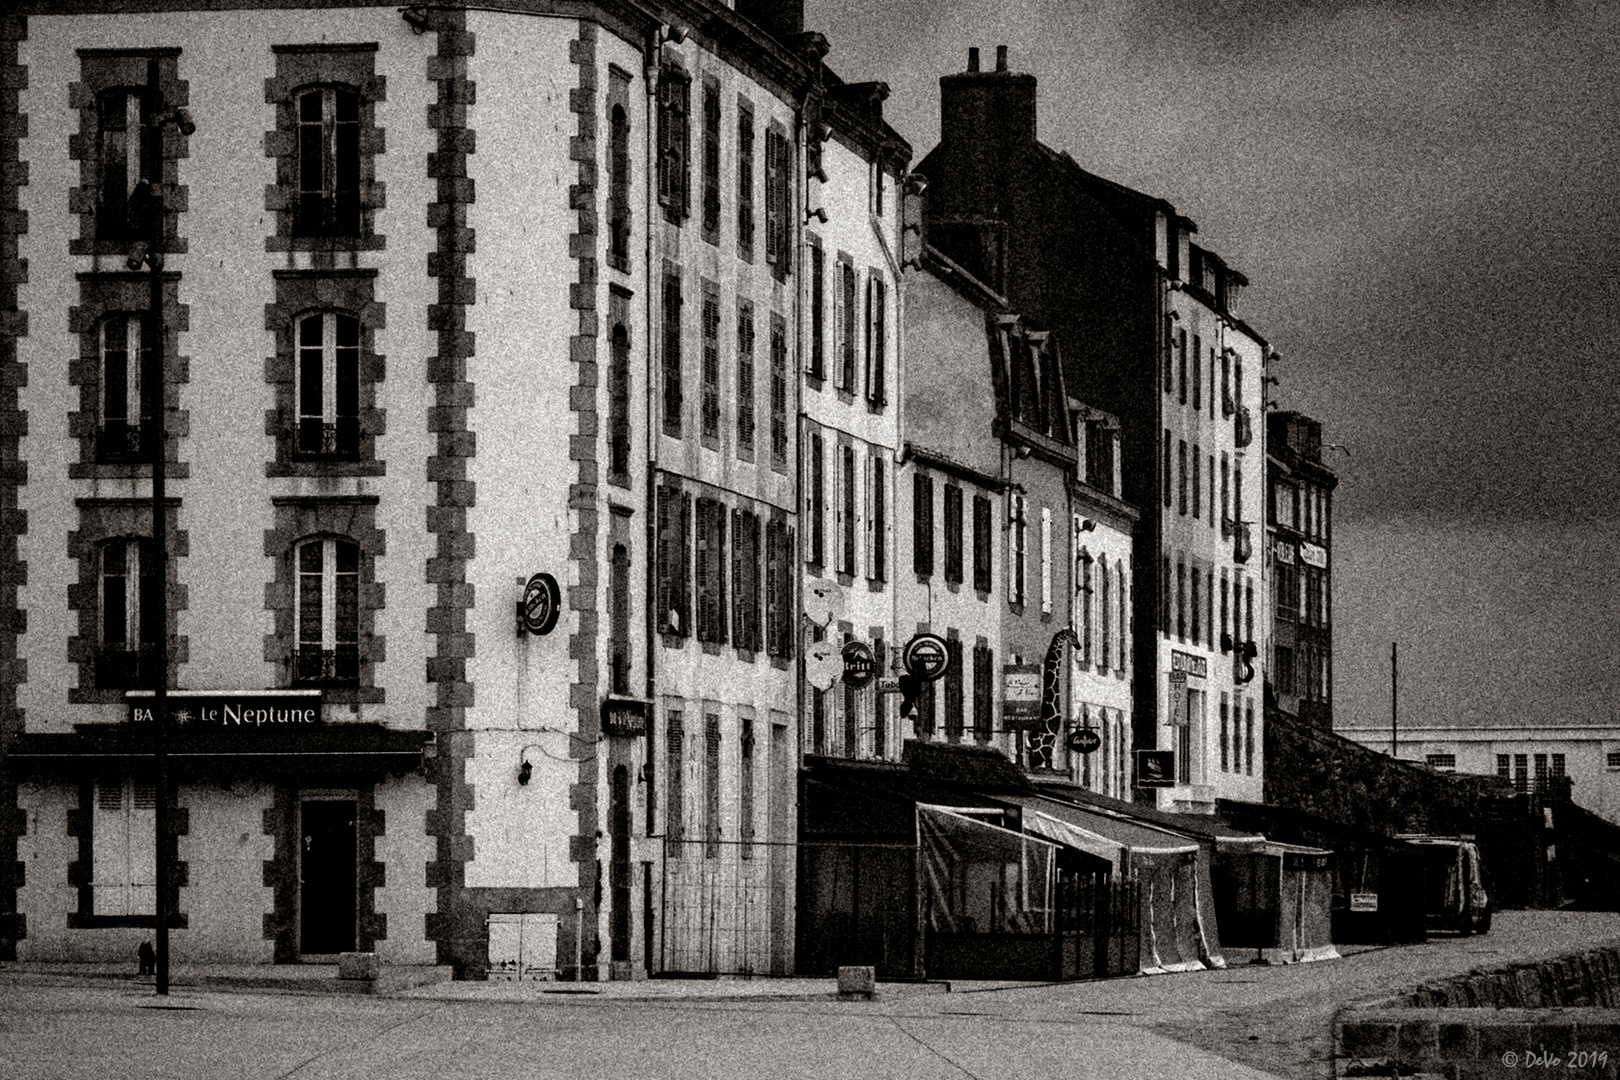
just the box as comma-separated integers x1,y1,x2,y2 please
300,800,357,955
610,765,631,964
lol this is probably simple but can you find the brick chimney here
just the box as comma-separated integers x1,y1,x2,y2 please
735,0,803,39
938,44,1037,185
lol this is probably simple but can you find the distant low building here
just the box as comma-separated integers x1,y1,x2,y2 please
1340,723,1620,826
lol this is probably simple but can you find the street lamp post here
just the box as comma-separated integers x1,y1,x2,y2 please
130,57,192,998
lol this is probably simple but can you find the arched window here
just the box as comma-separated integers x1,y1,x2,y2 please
608,323,631,480
98,538,159,688
96,88,157,241
608,103,630,266
294,537,359,685
98,314,153,462
296,86,360,237
296,311,360,457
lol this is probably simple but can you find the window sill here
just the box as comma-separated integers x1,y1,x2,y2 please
69,912,188,930
268,460,386,479
70,462,190,480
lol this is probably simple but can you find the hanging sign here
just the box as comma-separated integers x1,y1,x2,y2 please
902,633,950,683
1067,728,1101,754
1299,542,1327,569
841,641,876,689
1136,749,1175,788
519,573,561,636
1171,651,1208,679
1003,665,1042,726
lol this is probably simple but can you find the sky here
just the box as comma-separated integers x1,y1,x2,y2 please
807,0,1620,733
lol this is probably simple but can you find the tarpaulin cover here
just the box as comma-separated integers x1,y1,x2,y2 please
1006,794,1223,973
918,805,1057,935
1258,843,1339,964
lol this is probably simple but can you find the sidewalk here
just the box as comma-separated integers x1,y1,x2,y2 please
0,960,452,995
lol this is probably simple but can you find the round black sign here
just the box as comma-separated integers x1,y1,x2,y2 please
902,633,950,683
521,573,561,636
1067,728,1101,755
841,641,876,689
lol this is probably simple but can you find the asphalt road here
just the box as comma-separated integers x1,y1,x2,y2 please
3,911,1617,1080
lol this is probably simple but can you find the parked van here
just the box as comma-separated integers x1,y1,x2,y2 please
1398,836,1492,935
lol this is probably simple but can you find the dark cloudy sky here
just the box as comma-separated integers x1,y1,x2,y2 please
809,0,1620,733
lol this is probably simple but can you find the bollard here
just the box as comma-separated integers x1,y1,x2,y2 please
837,965,876,1000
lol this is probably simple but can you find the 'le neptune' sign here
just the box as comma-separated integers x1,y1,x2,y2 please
125,691,321,727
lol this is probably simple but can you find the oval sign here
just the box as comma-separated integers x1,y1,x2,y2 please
521,573,561,636
841,641,876,689
902,633,950,683
1067,728,1101,755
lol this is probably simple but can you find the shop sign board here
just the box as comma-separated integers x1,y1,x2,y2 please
902,633,950,683
1350,893,1379,913
841,641,876,689
1002,665,1042,725
1299,542,1327,569
1136,749,1175,788
1067,728,1101,754
126,690,321,727
1171,651,1207,679
520,572,562,636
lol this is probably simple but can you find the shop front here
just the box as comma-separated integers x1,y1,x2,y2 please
6,690,434,965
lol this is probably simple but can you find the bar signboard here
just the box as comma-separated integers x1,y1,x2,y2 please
125,690,322,727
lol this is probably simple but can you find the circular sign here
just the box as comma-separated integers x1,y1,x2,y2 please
841,641,876,689
902,633,950,683
1067,728,1102,755
805,639,842,690
521,573,561,636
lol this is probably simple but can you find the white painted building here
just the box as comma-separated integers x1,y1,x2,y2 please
1341,724,1620,826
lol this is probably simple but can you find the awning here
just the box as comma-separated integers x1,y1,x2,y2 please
4,725,431,778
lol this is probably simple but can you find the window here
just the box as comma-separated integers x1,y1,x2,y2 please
98,538,159,689
1498,754,1511,779
1178,440,1187,515
770,314,789,467
704,711,721,856
609,544,631,694
808,433,827,567
1276,562,1298,623
1163,315,1174,393
944,637,964,741
764,518,794,659
1176,559,1186,641
1220,570,1230,649
1553,753,1567,778
809,244,825,377
1191,566,1201,644
739,715,756,855
843,643,860,757
764,128,791,273
1100,556,1112,669
1514,753,1528,792
666,708,685,850
973,644,994,742
701,79,721,243
295,312,360,458
1009,493,1027,605
1163,432,1172,508
295,86,360,237
1221,454,1230,525
1160,556,1171,636
838,261,857,391
1276,645,1295,695
737,99,755,260
695,498,727,645
1118,565,1129,671
731,508,762,652
1534,753,1548,794
736,300,755,458
607,90,631,269
97,314,153,462
1209,454,1216,527
972,494,992,593
866,273,887,405
913,474,934,576
841,446,857,576
662,271,682,436
1245,702,1255,775
656,487,690,636
608,323,631,482
1427,753,1456,771
700,282,720,442
868,457,886,583
1222,350,1233,416
657,66,690,222
1078,552,1093,660
1086,420,1116,495
95,87,159,242
294,537,360,685
1192,338,1201,411
943,484,964,585
1220,695,1229,772
93,777,156,916
1191,446,1201,519
1608,751,1620,771
1040,506,1052,614
872,636,887,758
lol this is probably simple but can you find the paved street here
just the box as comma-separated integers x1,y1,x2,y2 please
4,912,1618,1080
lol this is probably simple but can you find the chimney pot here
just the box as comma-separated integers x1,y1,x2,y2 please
996,45,1008,71
968,47,979,72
